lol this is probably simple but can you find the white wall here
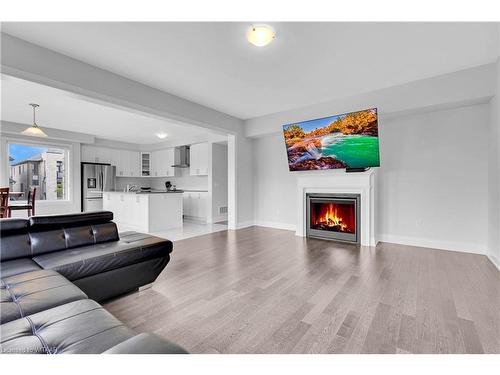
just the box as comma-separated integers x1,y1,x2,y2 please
253,133,297,229
211,142,228,222
487,31,500,266
377,105,488,253
246,64,496,138
235,136,254,227
253,104,490,254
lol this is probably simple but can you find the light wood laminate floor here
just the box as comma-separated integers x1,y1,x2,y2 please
104,226,500,354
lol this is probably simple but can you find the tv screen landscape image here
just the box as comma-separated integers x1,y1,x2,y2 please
283,108,380,171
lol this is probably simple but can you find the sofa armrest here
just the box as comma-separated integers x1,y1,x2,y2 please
104,333,188,354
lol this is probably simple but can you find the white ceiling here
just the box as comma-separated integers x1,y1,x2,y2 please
0,75,209,144
2,22,498,119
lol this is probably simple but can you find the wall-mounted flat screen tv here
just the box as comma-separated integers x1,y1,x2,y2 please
283,108,380,171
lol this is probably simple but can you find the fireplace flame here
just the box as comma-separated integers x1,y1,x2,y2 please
315,204,348,231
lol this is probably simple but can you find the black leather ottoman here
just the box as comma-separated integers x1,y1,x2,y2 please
1,270,87,324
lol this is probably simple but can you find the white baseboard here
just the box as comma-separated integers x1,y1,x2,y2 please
234,222,490,258
234,220,255,230
487,254,500,271
254,221,296,231
378,234,486,255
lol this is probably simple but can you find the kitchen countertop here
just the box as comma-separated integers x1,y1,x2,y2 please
181,189,208,192
106,190,184,194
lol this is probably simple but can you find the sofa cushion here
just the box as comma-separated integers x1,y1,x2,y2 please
0,219,31,261
32,232,172,281
0,299,134,354
0,212,120,261
1,270,87,324
28,222,119,256
28,211,114,229
0,258,41,278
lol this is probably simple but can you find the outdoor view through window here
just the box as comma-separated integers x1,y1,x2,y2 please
8,143,67,201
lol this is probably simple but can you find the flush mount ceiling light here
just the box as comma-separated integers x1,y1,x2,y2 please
246,24,275,47
156,132,168,139
21,103,48,137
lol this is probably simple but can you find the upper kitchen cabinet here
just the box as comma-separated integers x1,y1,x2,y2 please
82,145,140,177
117,149,140,177
82,145,105,163
190,142,209,176
151,149,177,177
82,145,116,164
141,152,151,177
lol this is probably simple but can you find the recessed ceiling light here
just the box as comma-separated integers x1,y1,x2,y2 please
246,24,275,47
156,132,168,139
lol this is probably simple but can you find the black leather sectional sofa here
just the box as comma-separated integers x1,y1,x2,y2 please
0,211,187,354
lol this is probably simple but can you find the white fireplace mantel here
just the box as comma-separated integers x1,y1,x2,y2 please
296,169,377,246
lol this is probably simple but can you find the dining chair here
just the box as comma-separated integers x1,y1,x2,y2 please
0,187,9,218
8,187,37,217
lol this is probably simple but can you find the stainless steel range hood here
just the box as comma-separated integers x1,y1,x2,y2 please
171,145,190,168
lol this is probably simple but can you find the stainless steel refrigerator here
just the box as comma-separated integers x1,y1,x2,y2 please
81,163,116,212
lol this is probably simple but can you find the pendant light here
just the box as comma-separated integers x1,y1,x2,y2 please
22,103,48,137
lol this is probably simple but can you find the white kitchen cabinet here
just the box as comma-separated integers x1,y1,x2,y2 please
165,148,177,177
103,191,183,232
81,145,95,163
141,152,151,177
82,145,100,163
151,150,161,177
182,191,208,221
151,148,177,177
82,145,113,164
129,151,141,177
190,143,209,176
115,149,127,177
83,145,140,177
115,149,140,177
108,149,120,167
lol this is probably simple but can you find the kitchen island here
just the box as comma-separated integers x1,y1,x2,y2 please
103,190,183,233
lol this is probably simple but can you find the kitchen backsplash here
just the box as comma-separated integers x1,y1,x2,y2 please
115,177,144,191
150,175,208,191
116,174,208,191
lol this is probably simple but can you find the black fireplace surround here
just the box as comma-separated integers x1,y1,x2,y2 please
306,193,361,244
0,211,187,354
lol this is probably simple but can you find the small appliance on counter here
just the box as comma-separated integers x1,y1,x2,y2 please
126,184,139,192
165,181,177,191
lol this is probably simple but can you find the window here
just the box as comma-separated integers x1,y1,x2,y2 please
8,143,69,202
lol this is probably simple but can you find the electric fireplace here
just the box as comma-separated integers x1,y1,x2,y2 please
306,193,360,243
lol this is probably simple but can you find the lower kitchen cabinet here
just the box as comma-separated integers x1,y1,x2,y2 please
182,191,208,221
